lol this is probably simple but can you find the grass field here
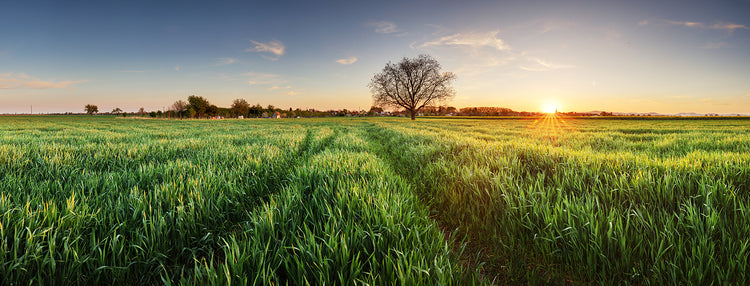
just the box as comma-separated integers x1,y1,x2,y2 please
1,115,749,284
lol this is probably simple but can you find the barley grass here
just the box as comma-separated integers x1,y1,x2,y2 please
1,115,748,284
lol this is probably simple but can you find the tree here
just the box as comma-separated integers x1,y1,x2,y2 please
187,95,210,118
84,104,98,115
171,100,188,118
111,107,123,115
206,105,219,117
249,104,264,117
369,54,456,120
231,99,250,118
368,106,384,116
138,107,146,116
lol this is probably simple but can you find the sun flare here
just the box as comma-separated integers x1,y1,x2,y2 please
542,103,559,114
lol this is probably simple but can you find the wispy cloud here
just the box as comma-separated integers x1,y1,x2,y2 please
335,57,358,65
419,31,511,51
284,91,301,95
246,40,285,60
215,57,237,66
660,20,748,33
519,57,575,72
417,29,573,74
666,20,705,28
637,20,649,27
369,21,399,34
0,72,85,89
116,70,146,73
243,72,284,85
174,65,180,71
710,22,749,33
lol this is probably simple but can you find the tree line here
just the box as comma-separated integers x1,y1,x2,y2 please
81,54,552,119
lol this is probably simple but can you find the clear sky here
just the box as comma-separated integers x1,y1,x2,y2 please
2,0,749,114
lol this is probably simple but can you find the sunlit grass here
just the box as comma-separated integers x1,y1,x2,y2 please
1,115,749,284
370,116,750,284
0,116,475,284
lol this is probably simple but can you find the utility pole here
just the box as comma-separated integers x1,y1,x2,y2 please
31,105,32,115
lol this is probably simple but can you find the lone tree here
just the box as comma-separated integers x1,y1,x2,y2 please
187,95,210,118
84,104,98,115
231,98,250,118
171,100,188,118
369,54,456,120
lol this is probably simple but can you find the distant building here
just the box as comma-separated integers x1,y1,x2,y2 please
271,111,281,119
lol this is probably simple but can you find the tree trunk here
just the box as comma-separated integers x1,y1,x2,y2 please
410,110,416,120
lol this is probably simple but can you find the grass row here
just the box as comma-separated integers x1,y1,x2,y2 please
0,116,474,284
366,117,750,284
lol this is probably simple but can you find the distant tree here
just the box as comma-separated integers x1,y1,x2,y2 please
369,54,456,120
149,111,157,118
111,107,123,115
231,99,251,118
187,95,210,118
206,105,219,117
188,107,197,118
84,104,99,115
138,107,146,116
171,100,188,118
249,104,264,117
368,106,384,116
266,104,276,114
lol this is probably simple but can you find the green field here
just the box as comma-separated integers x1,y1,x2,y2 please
1,116,749,284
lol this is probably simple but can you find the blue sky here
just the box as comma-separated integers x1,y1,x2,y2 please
1,0,749,114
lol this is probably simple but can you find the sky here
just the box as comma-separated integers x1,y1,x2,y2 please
1,0,749,114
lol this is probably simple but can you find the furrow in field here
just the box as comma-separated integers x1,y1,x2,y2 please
364,119,750,285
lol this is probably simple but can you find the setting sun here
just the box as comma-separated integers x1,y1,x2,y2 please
542,103,559,114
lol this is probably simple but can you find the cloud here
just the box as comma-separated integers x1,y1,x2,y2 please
703,41,729,49
369,21,398,34
335,57,358,65
637,20,649,26
419,31,511,51
268,86,280,90
243,72,284,85
667,20,705,28
663,20,748,33
215,57,237,66
519,57,575,72
0,73,85,89
710,22,749,33
246,40,285,60
117,70,146,73
174,65,180,71
284,91,301,95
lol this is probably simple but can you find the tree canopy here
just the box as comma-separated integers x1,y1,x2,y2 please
84,104,98,115
187,95,210,118
231,99,251,117
369,54,456,120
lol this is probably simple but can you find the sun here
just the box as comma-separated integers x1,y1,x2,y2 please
542,103,559,114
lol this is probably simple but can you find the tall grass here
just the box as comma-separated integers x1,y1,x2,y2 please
0,116,473,284
366,117,750,284
2,115,748,284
